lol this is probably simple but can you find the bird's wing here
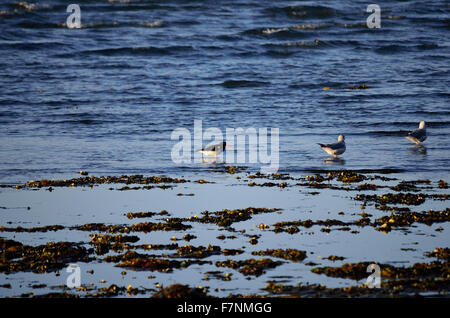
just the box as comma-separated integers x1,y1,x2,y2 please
408,128,426,139
203,142,221,151
322,141,345,150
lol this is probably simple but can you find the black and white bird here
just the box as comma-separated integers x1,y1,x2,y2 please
318,135,346,158
197,141,232,157
405,121,427,144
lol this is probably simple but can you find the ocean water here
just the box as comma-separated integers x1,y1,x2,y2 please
0,1,449,298
0,0,449,184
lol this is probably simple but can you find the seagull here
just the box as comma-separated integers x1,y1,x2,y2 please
318,135,346,158
197,141,232,157
405,121,427,144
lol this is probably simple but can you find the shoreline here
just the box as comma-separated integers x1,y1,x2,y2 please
0,168,449,298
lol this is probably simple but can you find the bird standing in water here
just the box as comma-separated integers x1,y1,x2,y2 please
197,141,232,156
318,135,346,158
406,121,427,144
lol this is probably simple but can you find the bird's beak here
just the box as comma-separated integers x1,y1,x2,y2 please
226,145,233,149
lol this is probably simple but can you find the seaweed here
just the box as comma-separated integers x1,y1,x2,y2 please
215,258,283,276
21,175,188,189
152,284,209,298
175,244,221,258
0,239,92,273
251,249,307,262
186,207,280,227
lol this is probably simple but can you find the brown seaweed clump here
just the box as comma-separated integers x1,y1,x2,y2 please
326,255,346,261
125,210,169,219
355,193,426,205
103,251,154,263
89,233,140,255
117,258,182,272
73,223,123,233
222,249,244,256
224,166,247,174
248,181,288,188
152,284,209,298
425,248,450,261
251,249,307,262
187,207,280,227
374,204,411,213
92,284,145,297
247,172,293,181
390,181,421,192
21,175,188,189
0,238,92,273
357,183,383,190
262,278,450,297
0,225,65,233
305,174,325,183
438,180,448,189
311,259,449,281
113,252,210,272
332,171,367,183
215,258,283,276
272,219,350,234
176,244,221,258
374,208,450,232
311,262,380,280
73,218,191,233
129,220,192,233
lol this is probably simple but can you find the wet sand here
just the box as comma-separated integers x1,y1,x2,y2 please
0,168,449,298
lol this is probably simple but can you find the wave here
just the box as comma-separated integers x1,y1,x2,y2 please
44,119,105,126
0,9,20,18
221,80,270,88
11,1,39,11
366,130,411,137
67,45,194,57
0,40,66,50
18,20,164,29
264,39,358,55
375,43,440,54
82,20,164,29
267,40,324,48
245,23,329,38
266,5,337,19
264,41,326,57
336,22,369,29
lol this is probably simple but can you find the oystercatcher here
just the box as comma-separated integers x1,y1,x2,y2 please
197,141,232,156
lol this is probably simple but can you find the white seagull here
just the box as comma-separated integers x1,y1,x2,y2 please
405,121,427,144
318,135,346,158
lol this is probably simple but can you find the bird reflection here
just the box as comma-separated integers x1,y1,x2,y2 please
201,156,224,164
323,157,346,166
407,144,427,156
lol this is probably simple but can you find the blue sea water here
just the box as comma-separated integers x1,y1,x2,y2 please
0,0,449,183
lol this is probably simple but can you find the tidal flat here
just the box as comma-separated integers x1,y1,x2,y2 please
0,168,448,298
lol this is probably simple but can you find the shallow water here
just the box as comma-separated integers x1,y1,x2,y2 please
0,0,449,183
0,171,449,297
0,0,449,298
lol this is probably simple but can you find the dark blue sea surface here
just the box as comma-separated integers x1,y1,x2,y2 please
0,0,449,183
